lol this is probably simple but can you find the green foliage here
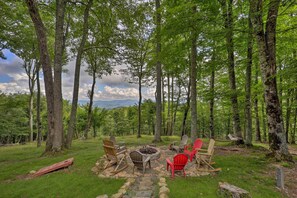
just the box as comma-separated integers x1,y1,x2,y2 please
1,0,297,146
0,93,29,143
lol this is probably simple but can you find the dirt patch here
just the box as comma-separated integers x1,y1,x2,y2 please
214,144,271,157
215,146,249,156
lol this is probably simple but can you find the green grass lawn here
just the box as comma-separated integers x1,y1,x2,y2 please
167,153,281,198
0,135,289,198
0,138,125,198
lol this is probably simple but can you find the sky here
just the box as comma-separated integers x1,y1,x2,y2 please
0,49,155,101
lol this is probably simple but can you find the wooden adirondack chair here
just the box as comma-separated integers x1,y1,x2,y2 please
170,135,189,153
184,138,203,162
195,139,221,172
102,139,128,174
129,150,151,174
109,135,126,152
166,153,188,178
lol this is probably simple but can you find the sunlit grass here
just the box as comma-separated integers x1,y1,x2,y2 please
0,135,291,197
0,138,125,197
167,146,284,198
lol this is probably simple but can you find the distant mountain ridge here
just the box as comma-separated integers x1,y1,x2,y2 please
78,99,138,109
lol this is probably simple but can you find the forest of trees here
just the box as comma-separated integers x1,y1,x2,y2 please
0,0,296,160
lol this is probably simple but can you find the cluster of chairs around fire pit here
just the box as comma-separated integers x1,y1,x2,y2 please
102,135,220,178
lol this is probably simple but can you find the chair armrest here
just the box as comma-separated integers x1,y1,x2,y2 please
184,145,190,150
166,158,173,166
118,141,125,146
196,148,207,152
196,152,211,156
144,156,151,163
117,149,127,155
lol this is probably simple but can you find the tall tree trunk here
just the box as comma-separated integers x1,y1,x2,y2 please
254,68,261,142
167,74,171,135
52,0,67,152
245,15,253,146
29,87,34,141
172,78,181,135
285,90,292,143
250,0,292,160
93,118,97,138
278,64,283,111
137,65,143,138
190,5,198,142
24,59,37,142
181,73,191,137
261,95,267,142
36,61,42,147
153,0,162,143
170,75,174,135
221,0,242,139
85,70,96,139
209,48,216,138
25,0,55,152
291,90,297,144
209,68,215,139
162,75,166,135
66,0,92,148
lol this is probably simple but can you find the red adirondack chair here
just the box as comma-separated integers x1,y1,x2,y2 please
166,153,188,178
184,138,203,161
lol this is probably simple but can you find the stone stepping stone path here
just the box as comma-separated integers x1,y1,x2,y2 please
123,175,158,198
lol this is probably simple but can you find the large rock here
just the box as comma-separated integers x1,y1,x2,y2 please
111,193,122,198
218,182,251,198
159,177,166,183
158,181,167,187
159,186,170,195
159,193,169,198
96,195,108,198
127,178,135,183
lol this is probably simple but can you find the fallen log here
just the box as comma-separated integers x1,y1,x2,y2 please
31,158,74,178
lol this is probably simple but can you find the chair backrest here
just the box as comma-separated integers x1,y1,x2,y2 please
180,135,188,147
102,139,117,161
207,139,215,155
109,135,116,145
103,139,114,147
173,154,188,170
193,139,203,150
129,151,143,163
129,150,145,169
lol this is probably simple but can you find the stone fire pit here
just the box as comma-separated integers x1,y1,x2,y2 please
93,146,210,178
138,146,161,161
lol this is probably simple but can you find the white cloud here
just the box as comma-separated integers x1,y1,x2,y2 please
1,50,155,101
0,82,27,93
105,86,138,97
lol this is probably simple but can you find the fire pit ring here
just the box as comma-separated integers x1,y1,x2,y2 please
138,146,161,161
